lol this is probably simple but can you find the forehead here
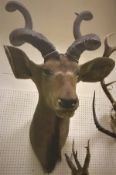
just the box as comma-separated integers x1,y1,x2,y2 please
44,55,79,73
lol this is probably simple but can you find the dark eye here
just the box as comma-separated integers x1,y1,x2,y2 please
42,68,53,76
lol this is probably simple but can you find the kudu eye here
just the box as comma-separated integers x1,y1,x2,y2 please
58,98,78,109
42,68,53,76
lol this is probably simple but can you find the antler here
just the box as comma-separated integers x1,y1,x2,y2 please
65,140,90,175
101,33,116,111
5,1,60,60
103,33,116,57
93,92,116,138
66,11,101,61
93,34,116,138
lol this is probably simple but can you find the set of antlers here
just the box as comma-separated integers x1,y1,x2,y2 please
93,33,116,139
65,140,90,175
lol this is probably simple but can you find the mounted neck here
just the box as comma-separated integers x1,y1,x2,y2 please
30,96,70,173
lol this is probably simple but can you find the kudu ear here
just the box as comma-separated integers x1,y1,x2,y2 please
4,46,31,79
79,57,115,82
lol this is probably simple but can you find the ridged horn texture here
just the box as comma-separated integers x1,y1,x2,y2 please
66,11,101,61
5,1,60,60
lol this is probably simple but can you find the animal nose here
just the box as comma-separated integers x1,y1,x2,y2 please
58,98,78,109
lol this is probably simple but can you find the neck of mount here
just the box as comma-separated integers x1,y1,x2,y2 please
33,97,70,148
35,98,55,118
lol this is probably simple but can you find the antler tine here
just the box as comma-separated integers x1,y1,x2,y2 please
103,33,116,57
101,80,116,111
83,140,90,171
92,91,116,139
72,140,82,169
65,153,77,173
105,81,116,87
5,1,60,60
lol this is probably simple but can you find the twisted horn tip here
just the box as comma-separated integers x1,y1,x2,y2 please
5,1,20,12
75,11,93,20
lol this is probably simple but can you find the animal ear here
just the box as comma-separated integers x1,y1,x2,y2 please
4,46,31,79
79,57,115,82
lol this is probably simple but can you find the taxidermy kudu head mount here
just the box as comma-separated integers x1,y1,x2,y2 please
4,1,115,173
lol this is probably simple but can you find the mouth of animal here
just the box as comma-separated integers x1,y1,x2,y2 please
56,108,76,118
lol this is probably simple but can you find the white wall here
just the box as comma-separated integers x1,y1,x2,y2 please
0,0,116,96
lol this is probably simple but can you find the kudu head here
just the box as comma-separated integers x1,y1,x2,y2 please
4,1,115,119
4,1,116,173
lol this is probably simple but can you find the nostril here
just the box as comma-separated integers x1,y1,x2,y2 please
58,98,78,109
72,99,78,106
